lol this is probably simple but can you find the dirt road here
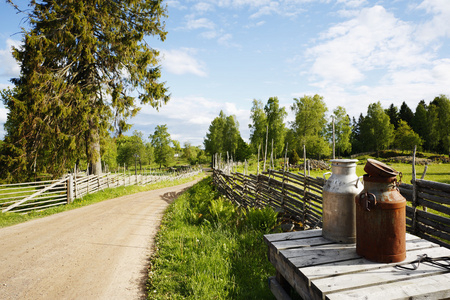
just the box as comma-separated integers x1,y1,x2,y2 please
0,179,201,299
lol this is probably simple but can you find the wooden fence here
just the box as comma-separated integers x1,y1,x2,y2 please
212,168,450,249
1,168,202,214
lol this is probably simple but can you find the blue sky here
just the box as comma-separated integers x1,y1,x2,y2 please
1,0,450,147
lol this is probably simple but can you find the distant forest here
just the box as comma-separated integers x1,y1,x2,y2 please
204,94,450,162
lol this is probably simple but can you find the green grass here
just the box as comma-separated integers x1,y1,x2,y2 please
234,154,450,185
305,162,450,185
148,177,278,300
0,173,204,229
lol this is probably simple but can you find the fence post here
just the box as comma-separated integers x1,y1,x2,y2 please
67,174,74,204
74,174,78,199
411,145,418,235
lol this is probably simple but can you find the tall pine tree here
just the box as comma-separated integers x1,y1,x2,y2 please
1,0,169,180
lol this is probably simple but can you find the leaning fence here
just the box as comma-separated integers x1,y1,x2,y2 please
212,167,450,249
1,168,202,214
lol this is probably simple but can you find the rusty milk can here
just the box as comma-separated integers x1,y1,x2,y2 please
323,159,363,243
355,159,406,263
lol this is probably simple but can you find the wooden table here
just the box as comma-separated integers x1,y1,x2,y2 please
264,229,450,300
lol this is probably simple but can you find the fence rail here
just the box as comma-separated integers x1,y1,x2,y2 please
1,168,202,214
212,168,450,249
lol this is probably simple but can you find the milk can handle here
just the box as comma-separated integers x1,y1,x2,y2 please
323,172,332,180
355,176,363,188
358,192,377,211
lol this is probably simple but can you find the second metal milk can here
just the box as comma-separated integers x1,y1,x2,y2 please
355,159,406,263
323,159,362,243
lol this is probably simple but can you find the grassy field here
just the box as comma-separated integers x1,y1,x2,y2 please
302,161,450,184
148,177,280,300
234,153,450,185
0,173,204,228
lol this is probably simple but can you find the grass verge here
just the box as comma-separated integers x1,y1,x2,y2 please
0,173,204,228
147,177,278,300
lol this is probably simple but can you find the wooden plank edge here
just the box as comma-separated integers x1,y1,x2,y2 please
268,276,292,300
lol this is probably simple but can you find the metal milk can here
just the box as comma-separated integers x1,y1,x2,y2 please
322,159,363,243
355,159,406,263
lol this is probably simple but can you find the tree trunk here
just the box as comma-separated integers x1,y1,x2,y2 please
86,119,102,176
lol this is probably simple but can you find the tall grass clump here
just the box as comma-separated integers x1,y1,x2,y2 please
148,177,278,299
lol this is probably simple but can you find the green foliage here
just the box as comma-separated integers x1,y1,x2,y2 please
150,125,174,169
204,110,244,160
207,198,236,226
361,102,394,155
148,177,277,299
291,149,300,165
116,130,149,167
1,0,169,180
249,97,287,157
290,94,330,158
394,120,423,152
328,106,352,157
242,206,279,233
249,99,267,154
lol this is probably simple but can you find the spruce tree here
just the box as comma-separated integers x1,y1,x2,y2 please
1,0,169,180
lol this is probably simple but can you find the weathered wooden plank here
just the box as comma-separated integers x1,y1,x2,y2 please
313,251,450,296
268,276,292,300
301,241,442,280
417,197,450,215
273,237,336,252
416,209,450,232
287,246,360,268
264,229,322,243
267,246,322,300
418,185,450,199
416,222,450,242
2,176,68,213
327,272,450,300
418,190,450,205
416,179,450,194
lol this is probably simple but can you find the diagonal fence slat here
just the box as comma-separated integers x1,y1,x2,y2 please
1,167,203,214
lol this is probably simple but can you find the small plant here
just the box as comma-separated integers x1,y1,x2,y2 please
207,197,236,226
243,206,279,233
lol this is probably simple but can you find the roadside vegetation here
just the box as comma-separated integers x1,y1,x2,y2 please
148,177,278,300
0,173,204,229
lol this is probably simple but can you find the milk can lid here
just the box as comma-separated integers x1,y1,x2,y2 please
364,159,398,177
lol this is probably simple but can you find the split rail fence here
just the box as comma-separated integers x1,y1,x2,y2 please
212,168,450,249
1,168,202,214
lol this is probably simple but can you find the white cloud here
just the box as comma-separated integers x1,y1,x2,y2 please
134,95,251,145
306,5,430,86
336,0,367,8
0,106,7,124
415,0,450,43
249,2,280,18
159,49,208,77
185,17,215,30
0,38,21,77
200,30,218,39
217,33,240,47
194,2,214,13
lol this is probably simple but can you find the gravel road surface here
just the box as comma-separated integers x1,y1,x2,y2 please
0,179,201,299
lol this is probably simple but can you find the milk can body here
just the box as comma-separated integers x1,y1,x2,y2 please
322,159,362,243
356,175,406,263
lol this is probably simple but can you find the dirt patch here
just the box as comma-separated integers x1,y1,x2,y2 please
0,179,201,300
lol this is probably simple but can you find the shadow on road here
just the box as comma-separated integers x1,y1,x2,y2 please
160,187,190,204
